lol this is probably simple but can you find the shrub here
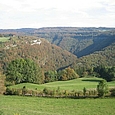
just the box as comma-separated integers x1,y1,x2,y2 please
5,87,12,95
110,88,115,96
4,88,20,95
4,81,14,87
22,86,27,96
83,87,87,96
43,88,49,95
97,80,109,97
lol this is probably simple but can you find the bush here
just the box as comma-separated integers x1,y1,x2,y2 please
110,88,115,96
5,88,12,95
4,88,20,95
4,81,14,87
97,80,109,97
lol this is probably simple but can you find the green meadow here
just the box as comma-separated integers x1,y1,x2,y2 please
0,95,115,115
9,77,115,91
1,77,115,115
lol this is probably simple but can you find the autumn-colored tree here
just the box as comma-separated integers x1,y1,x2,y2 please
59,67,79,81
44,70,57,83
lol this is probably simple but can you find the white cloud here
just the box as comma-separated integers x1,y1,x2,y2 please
0,0,115,29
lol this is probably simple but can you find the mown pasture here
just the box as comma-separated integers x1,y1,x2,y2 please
0,95,115,115
1,77,115,115
9,77,115,91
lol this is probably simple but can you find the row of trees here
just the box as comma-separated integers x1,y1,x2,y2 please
74,65,115,82
5,58,79,85
94,65,115,81
44,67,79,83
5,80,114,98
0,34,13,37
4,58,115,86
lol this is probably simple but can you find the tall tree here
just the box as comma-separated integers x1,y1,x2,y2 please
59,67,79,81
97,80,108,97
44,70,57,83
5,58,44,84
94,65,115,81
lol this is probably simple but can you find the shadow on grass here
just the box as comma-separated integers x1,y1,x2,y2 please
82,79,102,82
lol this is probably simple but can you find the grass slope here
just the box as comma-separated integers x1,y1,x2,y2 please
9,78,115,91
0,95,115,115
0,37,9,42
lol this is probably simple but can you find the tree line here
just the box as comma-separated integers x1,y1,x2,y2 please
5,79,115,98
75,65,115,82
4,58,115,87
3,58,115,98
4,58,79,86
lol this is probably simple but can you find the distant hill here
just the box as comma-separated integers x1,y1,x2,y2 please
33,27,115,57
1,27,115,57
0,27,115,70
73,42,115,69
0,35,77,71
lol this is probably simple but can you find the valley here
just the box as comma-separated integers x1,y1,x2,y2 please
0,27,115,115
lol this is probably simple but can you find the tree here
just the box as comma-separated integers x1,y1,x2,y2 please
5,58,44,84
59,67,79,81
44,70,57,83
83,87,87,97
94,65,115,81
97,80,108,97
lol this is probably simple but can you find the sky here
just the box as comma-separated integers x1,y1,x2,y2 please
0,0,115,29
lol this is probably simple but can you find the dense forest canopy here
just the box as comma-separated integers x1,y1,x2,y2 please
0,36,77,71
0,27,115,83
5,58,44,85
1,27,115,57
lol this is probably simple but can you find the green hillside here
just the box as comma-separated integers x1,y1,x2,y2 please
21,27,115,57
76,42,115,68
0,35,77,71
8,77,114,91
1,27,115,57
0,27,115,88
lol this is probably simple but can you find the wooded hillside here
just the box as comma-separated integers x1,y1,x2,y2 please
1,27,115,57
0,35,77,71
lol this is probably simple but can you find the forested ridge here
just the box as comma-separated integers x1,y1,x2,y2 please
0,27,115,89
1,27,115,57
71,42,115,71
0,35,77,71
0,27,115,72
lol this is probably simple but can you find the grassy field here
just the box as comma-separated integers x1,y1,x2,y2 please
1,77,115,115
0,95,115,115
0,37,10,42
9,77,115,91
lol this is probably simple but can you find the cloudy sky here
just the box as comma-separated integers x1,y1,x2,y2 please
0,0,115,29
